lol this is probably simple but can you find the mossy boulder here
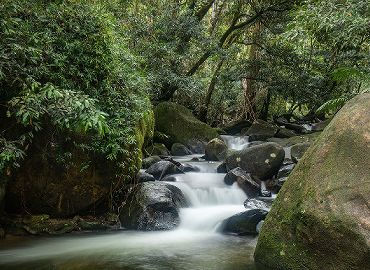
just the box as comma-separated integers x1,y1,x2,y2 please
154,102,218,148
242,120,278,141
5,109,154,218
205,138,228,161
267,132,321,147
145,143,170,156
254,93,370,270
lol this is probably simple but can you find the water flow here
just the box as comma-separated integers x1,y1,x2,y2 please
221,135,249,150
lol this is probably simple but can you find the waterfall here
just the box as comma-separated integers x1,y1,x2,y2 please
220,135,249,150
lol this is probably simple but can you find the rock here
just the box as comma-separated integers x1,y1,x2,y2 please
145,143,170,156
277,163,295,178
220,209,268,235
187,139,206,154
160,175,177,182
142,156,161,169
254,93,370,270
267,132,320,147
275,127,297,138
217,162,228,173
244,198,272,211
224,168,260,198
137,171,155,183
259,188,271,198
311,118,331,131
221,119,252,135
119,182,188,231
226,142,285,180
275,118,307,133
171,143,192,156
145,161,182,180
154,102,218,148
181,163,200,173
242,120,278,141
205,138,228,161
290,142,310,163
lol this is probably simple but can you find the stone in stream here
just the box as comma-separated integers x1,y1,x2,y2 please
119,182,188,231
254,93,370,270
221,119,252,135
136,171,155,183
290,142,310,163
142,156,161,169
181,163,200,173
145,143,171,156
226,142,285,180
224,168,260,198
160,175,177,182
186,139,207,154
244,198,272,211
275,127,297,138
220,209,268,235
242,120,278,141
204,138,228,161
277,163,295,178
217,162,228,173
145,160,182,180
171,143,192,156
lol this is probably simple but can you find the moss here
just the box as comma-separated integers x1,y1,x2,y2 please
154,102,218,147
255,93,370,270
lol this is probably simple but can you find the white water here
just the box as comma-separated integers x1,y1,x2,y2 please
221,135,250,150
0,140,257,270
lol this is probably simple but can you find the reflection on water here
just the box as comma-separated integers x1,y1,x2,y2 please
0,231,258,270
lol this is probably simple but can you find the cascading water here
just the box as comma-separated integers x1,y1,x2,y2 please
0,137,261,270
221,135,249,150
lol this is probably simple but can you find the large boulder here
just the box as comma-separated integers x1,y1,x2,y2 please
226,143,285,180
119,182,188,231
171,143,192,156
145,160,182,180
242,120,278,141
220,209,268,235
154,102,218,148
5,110,154,218
267,132,320,147
221,119,252,135
205,138,228,161
290,142,311,163
224,168,260,198
145,143,170,156
142,156,161,169
255,93,370,270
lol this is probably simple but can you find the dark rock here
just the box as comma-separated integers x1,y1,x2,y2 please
244,198,272,210
222,119,252,135
275,128,297,138
217,162,228,173
275,118,307,133
290,142,311,163
259,189,272,198
160,175,177,182
171,143,192,156
0,227,4,239
205,138,228,161
191,157,201,161
119,182,188,231
242,120,278,141
247,141,265,147
221,209,268,235
267,133,321,147
181,163,200,172
312,119,331,131
224,168,260,198
142,156,162,169
146,161,182,180
187,139,206,154
277,164,295,178
255,93,370,270
226,142,285,180
137,171,155,183
145,143,171,156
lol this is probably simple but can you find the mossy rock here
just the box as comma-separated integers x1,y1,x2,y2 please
254,93,370,270
154,102,218,147
267,132,321,147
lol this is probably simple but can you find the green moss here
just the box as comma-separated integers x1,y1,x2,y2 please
154,102,218,147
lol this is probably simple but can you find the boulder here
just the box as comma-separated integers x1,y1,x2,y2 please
254,93,370,270
205,138,228,161
181,163,200,173
145,161,182,180
119,182,188,231
220,209,268,235
142,156,161,169
187,139,206,154
224,168,260,198
145,143,170,156
217,162,228,173
154,102,218,148
137,171,155,183
242,120,278,141
311,119,331,131
171,143,192,156
290,142,310,163
275,118,307,133
275,128,297,138
277,163,295,178
160,175,177,182
267,132,320,147
222,119,252,135
226,142,285,180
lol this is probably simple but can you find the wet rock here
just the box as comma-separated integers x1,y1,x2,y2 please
222,119,252,135
217,162,228,173
291,142,311,163
221,209,268,235
259,188,272,198
275,128,297,138
277,164,295,178
311,119,331,131
187,139,206,154
171,143,192,156
181,163,200,173
224,168,260,198
275,118,307,133
160,175,177,182
255,93,370,270
145,143,171,156
242,120,278,141
119,182,188,231
226,142,285,180
142,156,161,169
137,171,155,183
244,198,272,211
146,161,182,180
205,138,228,161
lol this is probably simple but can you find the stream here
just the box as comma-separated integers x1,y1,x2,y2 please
0,136,267,270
